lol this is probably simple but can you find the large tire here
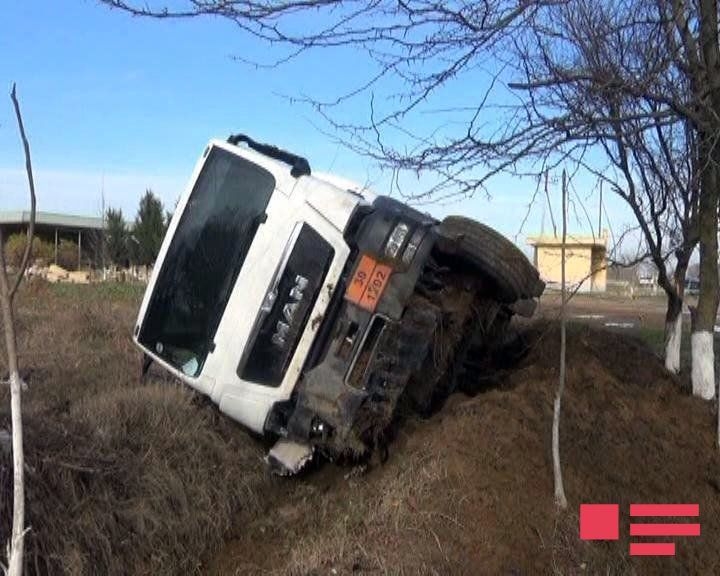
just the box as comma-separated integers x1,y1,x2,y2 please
437,216,544,303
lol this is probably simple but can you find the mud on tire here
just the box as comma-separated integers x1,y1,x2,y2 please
436,216,544,303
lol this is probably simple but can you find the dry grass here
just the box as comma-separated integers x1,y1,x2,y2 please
3,283,719,575
212,441,468,576
284,451,455,575
0,280,266,575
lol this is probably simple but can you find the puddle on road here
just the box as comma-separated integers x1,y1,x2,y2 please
604,322,635,329
570,313,635,329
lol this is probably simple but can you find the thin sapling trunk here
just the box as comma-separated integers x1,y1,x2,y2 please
552,170,568,510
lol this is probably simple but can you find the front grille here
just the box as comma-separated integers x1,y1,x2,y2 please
239,224,334,387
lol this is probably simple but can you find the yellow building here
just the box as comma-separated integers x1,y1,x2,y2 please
527,232,608,292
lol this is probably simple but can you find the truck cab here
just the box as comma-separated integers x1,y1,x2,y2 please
134,134,544,472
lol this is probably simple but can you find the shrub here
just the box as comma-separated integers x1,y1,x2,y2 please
57,239,79,271
4,233,54,268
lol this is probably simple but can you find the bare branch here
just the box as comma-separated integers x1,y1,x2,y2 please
98,0,708,376
8,83,36,303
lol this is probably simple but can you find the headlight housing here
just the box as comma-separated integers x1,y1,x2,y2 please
402,227,425,264
384,222,409,259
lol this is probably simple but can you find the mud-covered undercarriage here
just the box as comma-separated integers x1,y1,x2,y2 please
266,214,545,472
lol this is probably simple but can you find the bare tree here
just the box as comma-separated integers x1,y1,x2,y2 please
100,0,705,366
587,107,699,374
489,0,701,375
2,84,36,576
691,0,720,402
553,169,568,510
481,0,718,396
100,1,720,410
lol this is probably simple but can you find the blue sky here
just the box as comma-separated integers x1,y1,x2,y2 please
0,0,635,253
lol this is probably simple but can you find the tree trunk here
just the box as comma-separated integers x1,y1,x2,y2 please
552,170,568,510
0,257,25,576
665,294,683,374
4,83,35,576
691,0,720,401
664,254,690,374
691,160,718,399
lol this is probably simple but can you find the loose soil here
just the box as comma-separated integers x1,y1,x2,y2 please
210,323,720,576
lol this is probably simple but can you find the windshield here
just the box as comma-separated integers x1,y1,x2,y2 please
138,146,275,377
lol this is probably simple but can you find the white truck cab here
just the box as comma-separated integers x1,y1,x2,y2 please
134,134,544,472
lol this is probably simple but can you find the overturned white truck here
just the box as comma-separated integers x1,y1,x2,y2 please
133,135,544,473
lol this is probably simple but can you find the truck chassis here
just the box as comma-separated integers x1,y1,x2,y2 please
265,215,544,469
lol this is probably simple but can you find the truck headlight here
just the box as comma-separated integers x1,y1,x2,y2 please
385,222,409,259
402,227,425,264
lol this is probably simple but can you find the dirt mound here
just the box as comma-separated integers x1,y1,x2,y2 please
210,322,720,575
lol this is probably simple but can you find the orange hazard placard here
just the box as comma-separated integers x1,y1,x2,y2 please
345,254,392,312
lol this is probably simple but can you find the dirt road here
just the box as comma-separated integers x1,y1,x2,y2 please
540,292,670,329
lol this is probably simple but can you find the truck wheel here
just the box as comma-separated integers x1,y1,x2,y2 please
436,216,544,303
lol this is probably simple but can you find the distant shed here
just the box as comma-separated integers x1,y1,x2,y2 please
0,210,104,268
527,232,608,293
